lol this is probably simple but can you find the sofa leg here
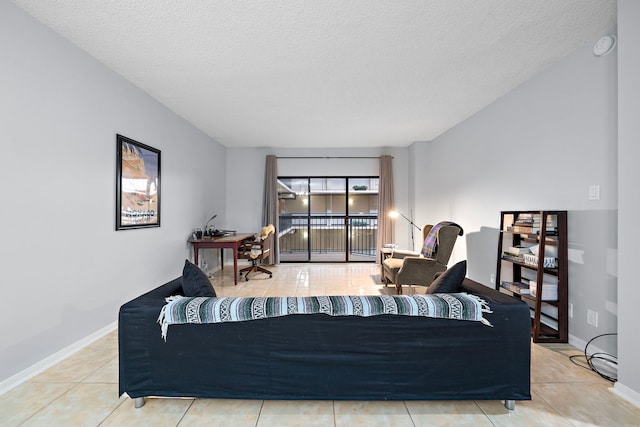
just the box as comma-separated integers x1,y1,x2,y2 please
134,397,146,408
504,400,515,410
395,284,402,295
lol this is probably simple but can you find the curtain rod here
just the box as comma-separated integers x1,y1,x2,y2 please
276,156,392,159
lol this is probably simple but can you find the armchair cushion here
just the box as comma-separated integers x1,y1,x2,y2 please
182,259,216,297
426,260,467,294
383,256,447,289
390,249,421,259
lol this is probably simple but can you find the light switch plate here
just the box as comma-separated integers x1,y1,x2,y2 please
588,185,600,201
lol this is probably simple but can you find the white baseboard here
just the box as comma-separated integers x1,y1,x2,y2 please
568,333,591,353
0,321,117,396
611,382,640,408
568,334,615,360
567,335,640,408
205,265,222,277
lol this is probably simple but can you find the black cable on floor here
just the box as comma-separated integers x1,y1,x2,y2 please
569,333,617,382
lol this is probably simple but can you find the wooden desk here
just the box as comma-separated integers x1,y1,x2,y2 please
188,233,255,285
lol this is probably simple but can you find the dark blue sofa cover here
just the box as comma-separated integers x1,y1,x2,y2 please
118,277,530,406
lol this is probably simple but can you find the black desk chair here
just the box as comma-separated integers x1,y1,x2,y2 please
238,224,275,281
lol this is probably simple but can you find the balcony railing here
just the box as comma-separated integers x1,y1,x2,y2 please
279,215,377,261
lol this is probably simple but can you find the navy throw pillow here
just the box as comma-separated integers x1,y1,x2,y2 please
426,260,467,294
182,259,216,297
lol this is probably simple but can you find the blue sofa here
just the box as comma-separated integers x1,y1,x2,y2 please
119,277,531,409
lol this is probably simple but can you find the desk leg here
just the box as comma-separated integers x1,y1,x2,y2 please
220,249,224,270
232,247,239,286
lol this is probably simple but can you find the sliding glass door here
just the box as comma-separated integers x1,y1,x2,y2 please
278,177,378,262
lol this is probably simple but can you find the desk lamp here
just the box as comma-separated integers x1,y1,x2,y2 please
204,214,217,237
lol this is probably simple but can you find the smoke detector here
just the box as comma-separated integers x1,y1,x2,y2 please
594,35,617,57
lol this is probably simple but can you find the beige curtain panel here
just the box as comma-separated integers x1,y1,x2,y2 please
377,155,395,256
262,155,279,264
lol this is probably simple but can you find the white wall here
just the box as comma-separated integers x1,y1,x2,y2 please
225,147,412,248
0,3,226,384
411,34,618,353
615,0,640,405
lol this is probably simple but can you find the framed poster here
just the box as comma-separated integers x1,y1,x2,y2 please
116,134,161,230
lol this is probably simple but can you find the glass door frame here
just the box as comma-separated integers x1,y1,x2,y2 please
277,176,379,263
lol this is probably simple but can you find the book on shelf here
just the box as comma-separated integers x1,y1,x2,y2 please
516,213,534,223
507,245,531,255
532,215,557,235
512,226,557,236
511,225,534,234
502,253,524,263
501,281,530,294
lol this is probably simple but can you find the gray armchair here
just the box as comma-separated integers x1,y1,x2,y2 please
382,223,463,294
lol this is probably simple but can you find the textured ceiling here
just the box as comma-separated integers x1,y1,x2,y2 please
12,0,616,148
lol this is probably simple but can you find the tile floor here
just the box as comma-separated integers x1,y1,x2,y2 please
1,263,638,426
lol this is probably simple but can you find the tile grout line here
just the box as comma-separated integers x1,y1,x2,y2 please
332,400,336,427
174,398,195,427
402,400,417,427
255,400,265,427
17,381,82,427
529,388,580,427
95,394,128,427
473,399,498,427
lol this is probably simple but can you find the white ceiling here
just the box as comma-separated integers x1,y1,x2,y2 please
13,0,616,148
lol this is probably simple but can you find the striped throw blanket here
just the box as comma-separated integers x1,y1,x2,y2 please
422,221,463,258
158,293,492,340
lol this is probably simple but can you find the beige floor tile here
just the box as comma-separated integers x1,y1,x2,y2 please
82,356,118,383
305,284,329,295
533,382,640,426
531,344,604,384
334,400,414,427
293,287,314,297
179,398,262,427
100,397,193,427
257,400,334,427
477,393,574,427
325,286,354,295
0,382,76,427
20,383,125,427
263,286,298,297
241,274,274,285
405,400,493,426
90,329,118,350
30,343,115,383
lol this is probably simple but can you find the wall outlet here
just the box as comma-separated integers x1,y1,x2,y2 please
587,309,598,327
569,303,573,318
490,273,496,284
